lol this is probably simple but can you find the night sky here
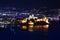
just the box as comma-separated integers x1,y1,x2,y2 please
0,0,60,8
0,0,60,40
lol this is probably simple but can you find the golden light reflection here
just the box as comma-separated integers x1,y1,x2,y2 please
21,24,49,32
28,25,34,32
42,25,49,31
36,25,49,31
43,25,49,29
36,25,42,29
22,26,27,30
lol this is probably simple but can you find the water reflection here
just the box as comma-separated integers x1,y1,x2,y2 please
22,26,27,30
22,24,49,32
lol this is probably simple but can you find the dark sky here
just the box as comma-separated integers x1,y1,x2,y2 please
0,0,60,8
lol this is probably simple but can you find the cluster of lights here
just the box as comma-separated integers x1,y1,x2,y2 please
17,14,49,32
21,25,49,32
0,14,49,32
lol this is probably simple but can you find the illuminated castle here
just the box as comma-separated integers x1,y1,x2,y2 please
18,14,49,24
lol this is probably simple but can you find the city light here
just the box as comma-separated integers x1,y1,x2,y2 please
21,19,27,23
28,21,34,25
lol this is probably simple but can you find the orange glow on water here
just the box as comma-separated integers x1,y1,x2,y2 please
28,25,34,32
36,25,40,29
21,24,49,32
36,25,49,31
43,25,49,29
36,25,42,29
22,26,27,30
29,25,33,28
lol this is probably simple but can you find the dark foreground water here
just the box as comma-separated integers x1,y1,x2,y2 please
0,21,60,40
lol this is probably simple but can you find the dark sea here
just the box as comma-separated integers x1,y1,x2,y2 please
0,21,60,40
